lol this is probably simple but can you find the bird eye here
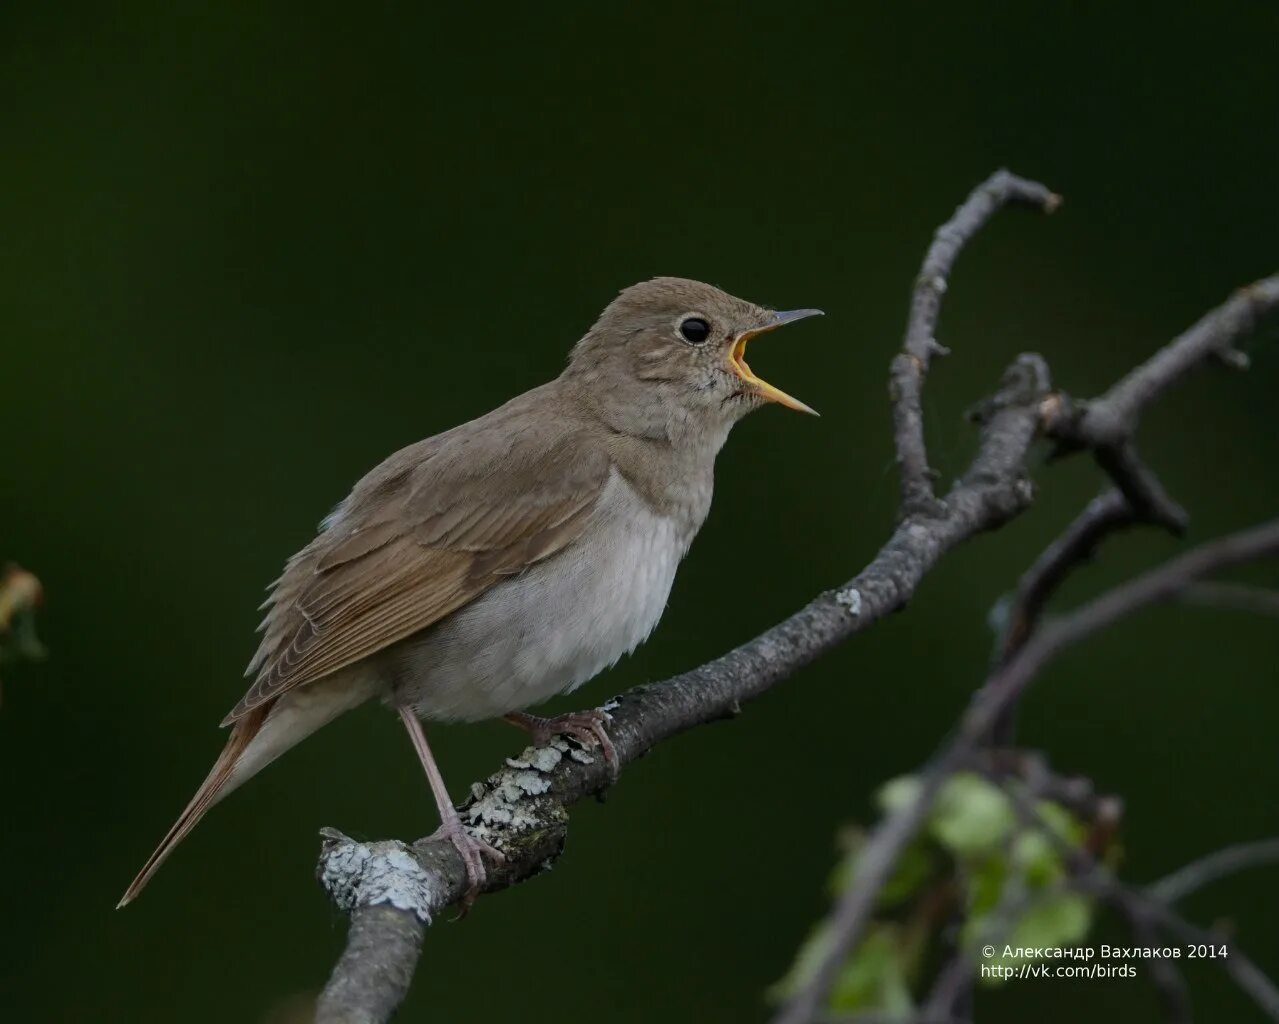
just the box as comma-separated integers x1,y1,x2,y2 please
679,317,710,344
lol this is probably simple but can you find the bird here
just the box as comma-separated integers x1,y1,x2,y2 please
118,276,822,907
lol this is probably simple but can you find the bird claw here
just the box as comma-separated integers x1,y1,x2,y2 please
426,818,504,914
509,709,619,781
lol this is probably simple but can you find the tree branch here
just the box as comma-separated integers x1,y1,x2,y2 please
1179,582,1279,619
892,169,1059,516
994,488,1138,663
1046,274,1279,532
1148,838,1279,906
1073,857,1279,1022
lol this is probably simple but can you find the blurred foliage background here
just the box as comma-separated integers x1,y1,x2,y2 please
2,2,1277,1021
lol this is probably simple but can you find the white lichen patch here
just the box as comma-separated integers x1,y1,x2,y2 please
504,743,565,773
319,835,441,923
508,769,552,795
464,748,566,837
836,587,863,616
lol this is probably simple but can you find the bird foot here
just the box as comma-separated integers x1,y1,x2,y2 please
425,816,505,912
505,709,619,780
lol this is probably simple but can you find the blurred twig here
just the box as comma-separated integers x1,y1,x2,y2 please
1149,838,1279,905
1179,581,1279,618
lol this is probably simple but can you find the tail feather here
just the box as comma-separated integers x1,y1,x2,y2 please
117,705,269,908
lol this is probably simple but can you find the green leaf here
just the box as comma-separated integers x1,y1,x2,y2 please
829,926,915,1017
878,774,923,814
929,774,1014,858
966,854,1008,917
1034,800,1085,845
1010,891,1092,951
1011,828,1064,887
769,921,836,1002
877,840,936,907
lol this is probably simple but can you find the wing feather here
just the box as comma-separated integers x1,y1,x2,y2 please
223,397,610,725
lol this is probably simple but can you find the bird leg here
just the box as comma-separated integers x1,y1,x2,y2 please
503,709,619,780
397,707,504,904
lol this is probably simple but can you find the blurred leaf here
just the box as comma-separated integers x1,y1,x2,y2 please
929,774,1014,858
769,919,836,1002
0,566,45,706
770,918,916,1019
1034,800,1087,845
878,840,937,907
1011,891,1092,951
829,926,915,1017
878,774,923,815
966,853,1008,918
1011,828,1063,886
5,607,47,663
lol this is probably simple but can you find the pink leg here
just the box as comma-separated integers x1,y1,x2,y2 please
504,709,619,781
398,707,503,902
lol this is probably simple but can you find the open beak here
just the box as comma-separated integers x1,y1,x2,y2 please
727,308,824,415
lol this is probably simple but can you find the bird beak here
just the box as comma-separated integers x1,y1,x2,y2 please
727,308,824,416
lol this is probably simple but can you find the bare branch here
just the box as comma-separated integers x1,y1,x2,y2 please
1114,895,1194,1024
1077,865,1279,1022
1180,582,1279,619
994,488,1137,662
1148,838,1279,906
316,903,425,1024
892,169,1059,516
1046,273,1279,532
1091,442,1189,534
1087,276,1279,434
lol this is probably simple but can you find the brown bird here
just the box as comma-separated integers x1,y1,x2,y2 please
119,277,822,906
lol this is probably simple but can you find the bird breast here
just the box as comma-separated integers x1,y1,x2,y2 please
391,469,703,722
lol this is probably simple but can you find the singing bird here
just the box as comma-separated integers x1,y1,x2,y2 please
119,277,822,905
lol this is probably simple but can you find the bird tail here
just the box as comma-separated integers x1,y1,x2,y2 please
117,704,270,908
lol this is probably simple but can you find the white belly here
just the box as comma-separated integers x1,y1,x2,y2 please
390,472,695,722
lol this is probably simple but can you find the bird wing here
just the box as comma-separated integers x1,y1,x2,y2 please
222,399,611,724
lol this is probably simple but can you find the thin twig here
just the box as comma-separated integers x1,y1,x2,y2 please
891,169,1059,516
1079,867,1279,1022
995,488,1137,663
1088,276,1278,432
1180,582,1279,619
1046,273,1279,530
1149,839,1279,905
1093,442,1189,534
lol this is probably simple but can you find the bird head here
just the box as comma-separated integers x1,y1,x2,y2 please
566,277,823,435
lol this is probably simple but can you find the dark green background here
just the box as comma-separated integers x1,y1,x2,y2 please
2,3,1277,1021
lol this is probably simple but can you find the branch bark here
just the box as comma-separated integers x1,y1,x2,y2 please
891,169,1059,516
1148,838,1279,905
